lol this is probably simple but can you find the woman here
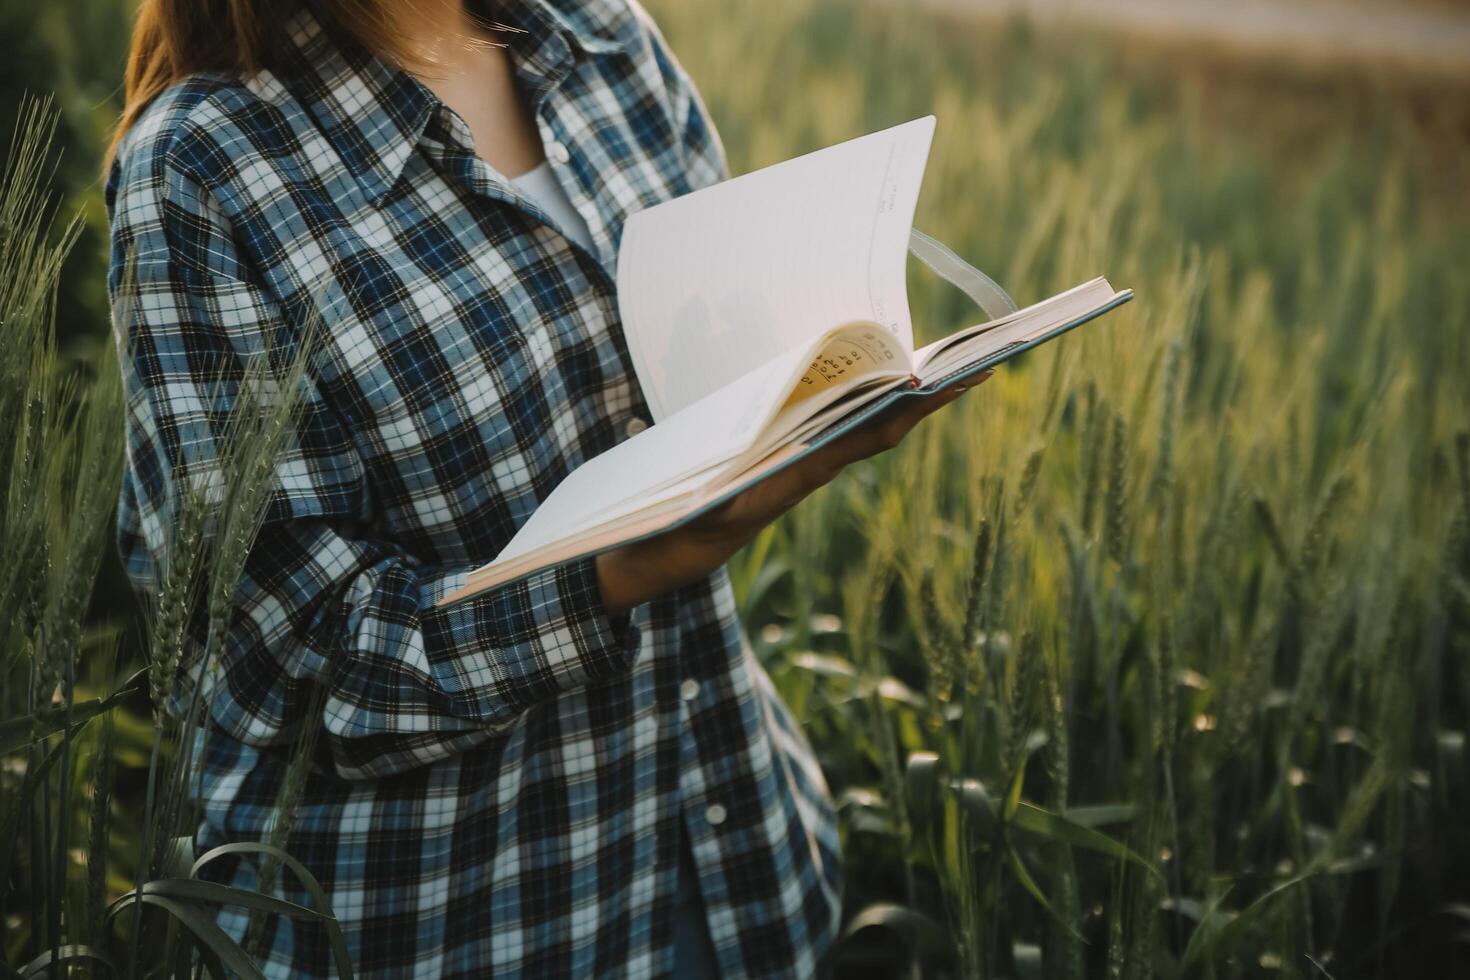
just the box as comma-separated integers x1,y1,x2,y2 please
105,0,982,975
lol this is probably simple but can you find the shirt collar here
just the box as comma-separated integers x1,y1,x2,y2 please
281,0,638,206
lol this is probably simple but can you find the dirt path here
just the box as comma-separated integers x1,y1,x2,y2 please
907,0,1470,72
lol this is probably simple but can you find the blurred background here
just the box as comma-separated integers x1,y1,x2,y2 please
4,0,1470,976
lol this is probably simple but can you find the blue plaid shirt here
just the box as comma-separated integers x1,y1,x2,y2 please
105,1,841,975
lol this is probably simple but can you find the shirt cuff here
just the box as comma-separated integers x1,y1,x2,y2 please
418,555,640,719
554,554,639,667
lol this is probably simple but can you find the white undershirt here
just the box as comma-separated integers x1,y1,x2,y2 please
511,160,595,254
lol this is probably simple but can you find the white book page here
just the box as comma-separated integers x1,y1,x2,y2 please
915,278,1121,383
617,116,935,422
496,342,816,564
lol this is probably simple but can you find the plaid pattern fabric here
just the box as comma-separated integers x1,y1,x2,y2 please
105,1,842,975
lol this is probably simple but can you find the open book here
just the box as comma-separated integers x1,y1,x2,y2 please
438,117,1131,604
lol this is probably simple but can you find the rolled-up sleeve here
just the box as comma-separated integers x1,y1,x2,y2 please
109,125,637,781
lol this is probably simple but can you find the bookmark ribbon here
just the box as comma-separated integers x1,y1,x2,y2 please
909,228,1018,322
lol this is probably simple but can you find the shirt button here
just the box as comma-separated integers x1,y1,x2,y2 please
624,416,649,438
705,803,727,827
547,141,571,165
680,679,700,701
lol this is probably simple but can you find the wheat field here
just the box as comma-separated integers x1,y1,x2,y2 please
652,0,1470,975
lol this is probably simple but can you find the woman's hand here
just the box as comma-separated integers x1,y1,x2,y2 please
594,370,995,614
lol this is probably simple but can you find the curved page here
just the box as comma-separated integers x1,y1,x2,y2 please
617,116,935,422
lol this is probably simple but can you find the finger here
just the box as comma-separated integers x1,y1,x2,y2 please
936,368,996,397
924,367,995,408
826,368,997,465
832,392,957,462
899,379,971,424
874,373,986,443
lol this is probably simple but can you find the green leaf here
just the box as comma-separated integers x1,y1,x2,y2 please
841,902,950,956
1007,845,1087,944
138,877,333,922
161,835,195,878
905,751,943,786
837,786,885,810
1001,731,1048,822
1179,875,1313,976
786,652,860,682
850,676,927,711
905,751,944,820
953,777,997,837
1444,902,1470,925
18,945,117,979
193,842,356,980
0,669,151,889
740,558,791,627
1004,761,1027,821
1062,804,1137,828
0,668,145,755
1012,941,1044,980
734,524,782,609
838,787,897,836
0,698,103,755
1160,896,1208,923
1010,802,1158,876
1176,888,1233,975
106,893,266,979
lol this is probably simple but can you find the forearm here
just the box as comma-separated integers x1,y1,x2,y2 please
595,529,743,615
